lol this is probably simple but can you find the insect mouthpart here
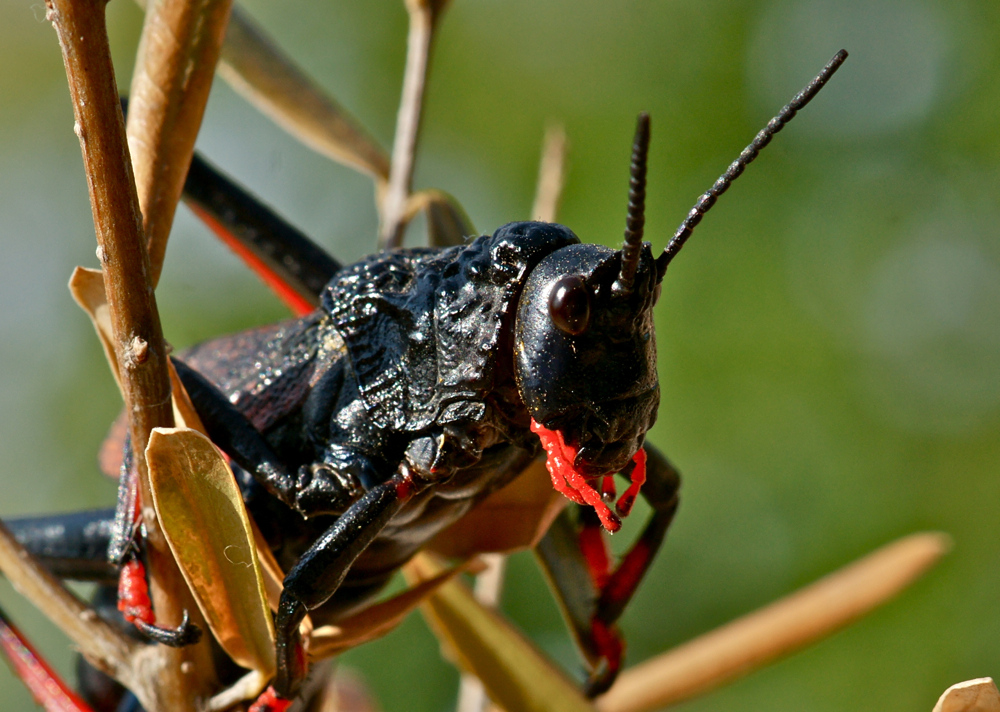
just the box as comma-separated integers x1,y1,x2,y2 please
530,419,647,533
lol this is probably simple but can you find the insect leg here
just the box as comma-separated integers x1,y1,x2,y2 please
260,469,421,705
0,604,97,712
182,153,341,315
172,358,368,518
3,509,117,583
535,442,679,696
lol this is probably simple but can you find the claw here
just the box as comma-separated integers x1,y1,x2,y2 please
582,618,623,698
133,609,202,647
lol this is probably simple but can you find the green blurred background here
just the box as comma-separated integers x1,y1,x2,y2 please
2,0,999,710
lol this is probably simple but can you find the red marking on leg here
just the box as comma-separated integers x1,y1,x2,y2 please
393,471,418,500
190,205,315,318
601,475,617,500
117,559,154,626
578,520,611,590
530,419,620,531
615,448,646,517
589,617,623,681
0,609,95,712
602,539,653,611
248,686,292,712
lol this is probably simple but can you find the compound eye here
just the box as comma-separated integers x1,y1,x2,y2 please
549,275,591,335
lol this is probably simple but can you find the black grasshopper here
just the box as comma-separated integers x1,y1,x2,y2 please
4,50,847,711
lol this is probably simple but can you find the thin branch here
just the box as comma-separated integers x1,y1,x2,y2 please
0,520,137,679
379,0,452,249
597,532,950,712
45,0,213,708
127,0,234,287
531,124,568,223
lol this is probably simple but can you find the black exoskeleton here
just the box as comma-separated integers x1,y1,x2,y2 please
4,49,848,710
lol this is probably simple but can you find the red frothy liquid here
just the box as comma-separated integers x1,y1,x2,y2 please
530,419,646,533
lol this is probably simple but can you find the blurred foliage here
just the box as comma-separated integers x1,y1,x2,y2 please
1,0,999,711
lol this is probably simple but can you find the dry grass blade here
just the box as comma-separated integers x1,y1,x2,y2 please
531,124,568,223
456,553,508,712
598,532,950,712
408,553,595,712
45,0,215,706
127,0,234,286
217,5,390,182
0,520,136,682
933,678,1000,712
379,0,452,249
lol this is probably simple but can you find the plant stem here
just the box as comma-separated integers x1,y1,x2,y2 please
45,0,214,707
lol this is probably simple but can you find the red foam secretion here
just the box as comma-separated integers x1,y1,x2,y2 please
530,419,647,533
249,686,292,712
117,559,154,626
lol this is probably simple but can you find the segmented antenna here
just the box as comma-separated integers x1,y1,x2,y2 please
657,49,848,275
615,112,651,295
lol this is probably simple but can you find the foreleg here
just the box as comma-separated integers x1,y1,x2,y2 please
535,442,680,695
255,468,424,708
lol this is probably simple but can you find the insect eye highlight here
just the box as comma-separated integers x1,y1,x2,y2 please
549,275,591,335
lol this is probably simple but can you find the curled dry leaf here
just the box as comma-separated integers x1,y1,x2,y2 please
127,0,234,286
403,189,476,248
933,678,1000,712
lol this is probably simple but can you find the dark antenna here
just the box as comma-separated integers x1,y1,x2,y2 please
657,49,848,276
615,112,651,295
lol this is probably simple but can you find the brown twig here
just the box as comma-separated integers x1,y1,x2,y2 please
597,532,950,712
531,124,568,223
379,0,452,249
45,0,213,708
0,519,137,680
127,0,234,287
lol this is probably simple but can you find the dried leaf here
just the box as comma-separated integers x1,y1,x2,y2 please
69,267,121,389
127,0,234,286
598,532,951,712
217,6,389,181
407,554,596,712
309,556,473,659
146,427,276,676
934,679,1000,712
